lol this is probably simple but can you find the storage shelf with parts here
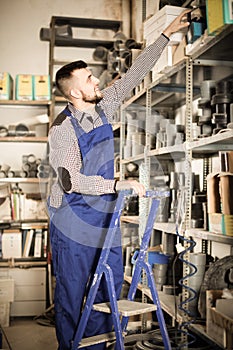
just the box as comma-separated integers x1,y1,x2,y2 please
119,22,233,350
121,216,233,246
0,93,51,317
48,16,121,49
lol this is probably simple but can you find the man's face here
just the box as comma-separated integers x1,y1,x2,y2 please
72,68,103,103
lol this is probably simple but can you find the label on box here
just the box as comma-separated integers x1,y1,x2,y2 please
0,72,13,100
33,75,51,100
15,74,33,100
2,230,22,258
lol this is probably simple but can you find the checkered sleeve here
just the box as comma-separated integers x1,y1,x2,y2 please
100,34,169,119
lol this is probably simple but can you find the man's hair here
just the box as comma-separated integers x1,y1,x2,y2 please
55,60,87,98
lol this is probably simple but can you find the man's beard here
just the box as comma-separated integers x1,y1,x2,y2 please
81,90,103,104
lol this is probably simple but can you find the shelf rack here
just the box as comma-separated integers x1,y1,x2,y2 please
119,23,233,348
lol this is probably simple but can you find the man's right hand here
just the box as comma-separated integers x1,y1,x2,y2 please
115,180,146,197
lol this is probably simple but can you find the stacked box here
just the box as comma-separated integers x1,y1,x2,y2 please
0,72,13,100
144,5,187,47
206,290,233,349
223,0,233,23
0,278,14,327
206,0,233,35
33,75,51,100
1,230,22,258
15,74,33,100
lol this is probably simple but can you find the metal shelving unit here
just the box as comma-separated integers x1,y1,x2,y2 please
119,24,233,348
48,16,122,122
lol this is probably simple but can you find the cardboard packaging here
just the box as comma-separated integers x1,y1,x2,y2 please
33,75,51,100
206,0,233,35
15,74,33,101
0,72,13,100
206,290,233,349
206,172,221,214
2,229,22,258
219,172,233,215
144,5,187,46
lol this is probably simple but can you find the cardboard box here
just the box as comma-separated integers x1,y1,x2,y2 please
0,72,13,100
33,75,51,100
2,230,22,258
226,151,233,172
223,0,233,23
0,302,10,327
206,0,233,35
0,278,14,302
15,74,33,101
144,5,187,46
219,172,233,215
206,290,226,348
208,213,224,234
206,290,233,349
206,172,221,214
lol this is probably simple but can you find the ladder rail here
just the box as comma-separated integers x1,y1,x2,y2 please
71,190,172,350
121,196,171,350
71,190,130,350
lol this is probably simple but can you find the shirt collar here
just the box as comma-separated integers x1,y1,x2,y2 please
68,102,101,120
67,102,83,122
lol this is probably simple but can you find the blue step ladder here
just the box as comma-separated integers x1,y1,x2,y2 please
71,190,172,350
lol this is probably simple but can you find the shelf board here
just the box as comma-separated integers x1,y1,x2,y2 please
121,216,139,225
0,136,48,143
52,59,107,67
187,228,233,245
187,24,233,61
0,219,48,227
0,259,47,268
188,129,233,154
51,37,115,49
121,154,144,164
51,16,121,32
148,144,185,159
124,274,182,323
121,217,233,245
153,222,176,234
0,177,48,184
0,100,51,106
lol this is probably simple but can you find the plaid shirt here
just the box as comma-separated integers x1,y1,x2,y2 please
49,34,169,208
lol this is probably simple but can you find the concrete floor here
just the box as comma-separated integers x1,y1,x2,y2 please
1,317,58,350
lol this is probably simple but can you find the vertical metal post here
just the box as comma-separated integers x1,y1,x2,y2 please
181,58,193,349
49,17,56,126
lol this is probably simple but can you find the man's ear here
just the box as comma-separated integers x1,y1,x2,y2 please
70,88,81,99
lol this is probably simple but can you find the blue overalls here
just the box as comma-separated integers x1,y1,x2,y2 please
48,106,123,350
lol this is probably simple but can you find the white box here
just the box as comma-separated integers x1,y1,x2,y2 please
144,5,187,46
152,45,173,79
2,230,22,259
0,278,14,302
0,302,10,327
2,267,46,317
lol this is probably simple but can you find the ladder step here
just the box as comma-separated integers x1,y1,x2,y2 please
78,331,117,348
93,299,157,316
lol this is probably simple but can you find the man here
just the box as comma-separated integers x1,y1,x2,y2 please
48,9,190,350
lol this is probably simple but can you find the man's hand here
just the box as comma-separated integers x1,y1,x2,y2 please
115,180,146,197
162,9,191,38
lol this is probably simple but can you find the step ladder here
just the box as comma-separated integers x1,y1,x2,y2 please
71,190,172,350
